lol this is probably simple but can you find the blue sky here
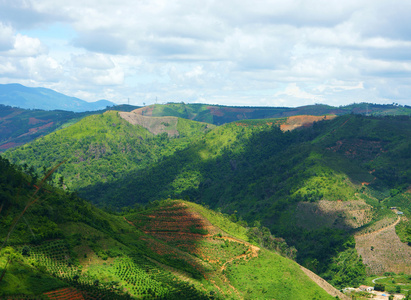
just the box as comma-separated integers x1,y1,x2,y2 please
0,0,410,107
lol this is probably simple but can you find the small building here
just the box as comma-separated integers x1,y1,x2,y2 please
397,211,404,215
359,285,374,292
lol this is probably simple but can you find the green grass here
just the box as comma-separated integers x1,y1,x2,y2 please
365,274,411,294
225,249,334,300
0,247,67,297
184,201,249,242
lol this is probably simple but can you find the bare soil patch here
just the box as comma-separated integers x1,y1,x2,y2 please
280,115,336,131
355,217,411,275
300,266,350,300
119,112,179,136
296,200,373,231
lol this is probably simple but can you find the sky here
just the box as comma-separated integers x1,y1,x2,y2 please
0,0,410,107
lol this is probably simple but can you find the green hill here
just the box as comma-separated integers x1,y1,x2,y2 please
3,111,214,190
135,102,411,125
3,111,411,288
0,157,337,299
78,114,410,285
0,104,140,152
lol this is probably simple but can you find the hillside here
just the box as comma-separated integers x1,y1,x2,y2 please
0,104,140,153
0,83,115,112
3,112,411,287
77,114,410,283
0,158,337,299
3,111,214,191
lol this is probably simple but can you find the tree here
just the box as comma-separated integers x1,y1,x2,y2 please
374,283,385,291
21,245,30,256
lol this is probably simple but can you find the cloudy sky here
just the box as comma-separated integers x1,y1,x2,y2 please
0,0,410,107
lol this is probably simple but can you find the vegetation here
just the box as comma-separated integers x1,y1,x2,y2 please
0,157,336,299
0,103,140,153
2,109,411,294
141,102,411,125
3,111,212,195
396,220,411,245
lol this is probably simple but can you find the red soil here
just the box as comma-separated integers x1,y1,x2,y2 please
28,122,54,133
28,117,47,125
44,287,85,300
280,115,336,131
0,142,22,150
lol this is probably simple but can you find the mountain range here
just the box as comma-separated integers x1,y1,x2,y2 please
0,84,411,299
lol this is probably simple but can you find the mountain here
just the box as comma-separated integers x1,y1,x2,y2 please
3,109,411,290
0,157,339,299
0,83,116,112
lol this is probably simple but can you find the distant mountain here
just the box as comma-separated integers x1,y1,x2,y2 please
0,83,116,112
135,102,411,125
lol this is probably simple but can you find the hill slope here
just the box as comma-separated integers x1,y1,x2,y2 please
0,158,337,299
78,114,411,282
3,111,214,192
0,83,115,112
0,104,140,152
3,113,411,284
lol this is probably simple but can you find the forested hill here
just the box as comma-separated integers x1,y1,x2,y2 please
0,157,337,299
2,99,409,153
3,111,215,190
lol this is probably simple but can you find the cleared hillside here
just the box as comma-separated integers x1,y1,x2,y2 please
355,216,411,275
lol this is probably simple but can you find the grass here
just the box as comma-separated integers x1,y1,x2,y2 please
0,247,67,297
183,201,249,242
225,249,335,300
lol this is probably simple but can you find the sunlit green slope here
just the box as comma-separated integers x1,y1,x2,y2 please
3,111,213,191
0,158,335,299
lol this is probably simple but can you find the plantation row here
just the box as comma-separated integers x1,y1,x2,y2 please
110,255,211,299
13,238,213,299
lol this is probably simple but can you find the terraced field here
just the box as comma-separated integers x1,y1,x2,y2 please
126,201,260,298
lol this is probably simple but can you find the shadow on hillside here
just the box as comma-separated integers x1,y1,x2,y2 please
78,115,411,276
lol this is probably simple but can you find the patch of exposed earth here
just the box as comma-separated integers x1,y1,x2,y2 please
296,200,373,231
355,217,411,275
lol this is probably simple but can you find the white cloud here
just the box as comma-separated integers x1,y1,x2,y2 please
0,0,410,106
71,53,115,70
6,34,47,57
0,23,15,51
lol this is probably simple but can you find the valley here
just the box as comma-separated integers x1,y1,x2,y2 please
0,101,410,299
